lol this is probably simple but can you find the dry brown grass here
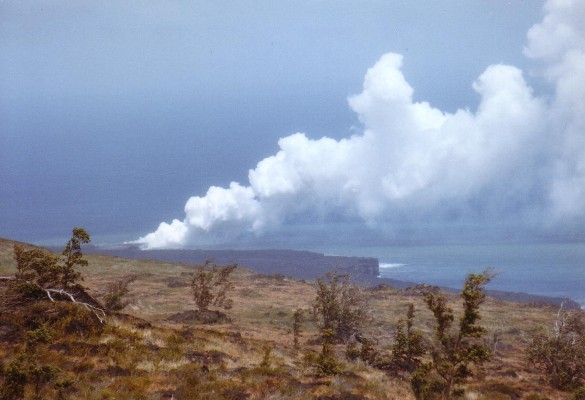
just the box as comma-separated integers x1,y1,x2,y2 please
0,237,582,399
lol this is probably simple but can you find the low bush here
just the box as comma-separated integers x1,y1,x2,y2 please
526,306,585,390
411,270,493,399
102,275,136,312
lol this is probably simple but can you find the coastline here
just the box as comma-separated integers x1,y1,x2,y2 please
371,276,582,310
81,244,582,310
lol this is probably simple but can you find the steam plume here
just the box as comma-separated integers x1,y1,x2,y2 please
137,0,585,249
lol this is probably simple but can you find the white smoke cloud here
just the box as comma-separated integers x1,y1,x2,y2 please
524,0,585,223
136,0,585,249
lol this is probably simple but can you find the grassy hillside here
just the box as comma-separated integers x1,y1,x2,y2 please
0,237,581,399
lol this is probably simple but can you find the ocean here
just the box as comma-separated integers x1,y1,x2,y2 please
310,243,585,308
22,232,585,308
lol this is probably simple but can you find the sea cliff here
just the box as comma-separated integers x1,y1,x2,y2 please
82,245,580,309
83,246,380,280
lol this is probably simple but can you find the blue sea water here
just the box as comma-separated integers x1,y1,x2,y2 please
312,243,585,308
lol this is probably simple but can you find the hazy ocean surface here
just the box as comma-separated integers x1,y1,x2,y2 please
312,243,585,308
27,235,585,308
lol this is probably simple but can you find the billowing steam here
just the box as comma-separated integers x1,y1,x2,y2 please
137,0,585,249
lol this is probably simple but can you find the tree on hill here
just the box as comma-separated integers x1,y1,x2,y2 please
411,269,493,400
191,261,237,312
313,271,370,344
102,274,137,312
5,228,105,323
13,228,90,291
60,227,90,288
310,271,371,375
14,245,60,288
390,303,426,373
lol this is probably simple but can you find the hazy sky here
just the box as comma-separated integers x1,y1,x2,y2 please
1,0,583,248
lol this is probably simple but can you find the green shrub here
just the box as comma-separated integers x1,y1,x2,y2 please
316,329,343,376
191,262,237,312
292,308,305,350
316,352,343,376
410,363,445,400
102,275,136,312
313,271,369,343
359,336,378,365
2,356,28,400
12,227,90,292
411,270,493,399
526,307,585,390
391,303,426,373
25,325,52,349
1,347,61,400
345,341,360,361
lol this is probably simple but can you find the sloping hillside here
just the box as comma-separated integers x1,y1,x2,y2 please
0,237,581,399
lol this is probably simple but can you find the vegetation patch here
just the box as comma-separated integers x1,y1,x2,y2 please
0,231,584,399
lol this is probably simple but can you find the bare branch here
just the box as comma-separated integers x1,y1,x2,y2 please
41,286,106,324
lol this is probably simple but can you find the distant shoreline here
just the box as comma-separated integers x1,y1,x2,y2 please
80,244,582,310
